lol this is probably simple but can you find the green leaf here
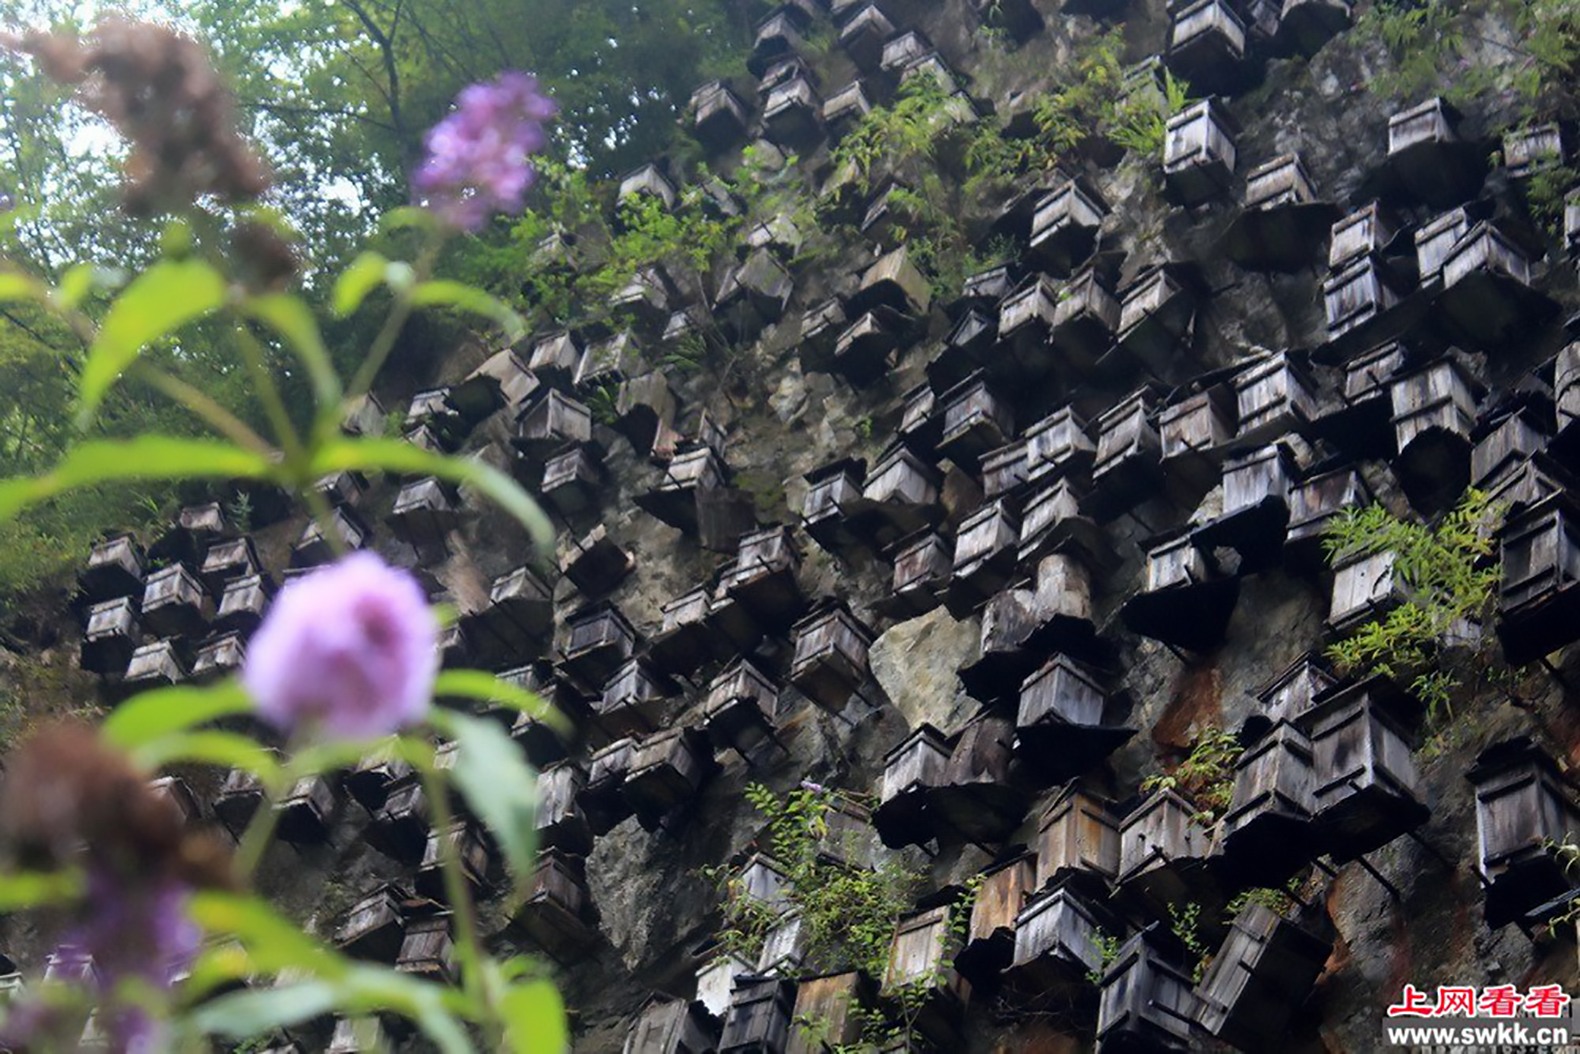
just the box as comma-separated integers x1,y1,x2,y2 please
0,437,275,525
0,271,47,305
379,206,441,236
190,892,346,977
0,870,83,912
187,981,339,1037
77,257,229,425
501,979,570,1053
54,263,124,310
429,709,538,899
102,680,253,750
242,293,343,411
331,251,390,318
410,280,527,342
435,669,566,731
308,438,552,553
129,731,281,783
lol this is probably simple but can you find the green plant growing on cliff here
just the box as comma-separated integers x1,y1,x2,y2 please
1523,162,1579,237
705,784,922,978
1085,928,1126,985
584,381,621,427
1030,29,1190,162
1323,490,1504,720
1168,901,1211,982
1107,68,1191,157
1141,724,1240,822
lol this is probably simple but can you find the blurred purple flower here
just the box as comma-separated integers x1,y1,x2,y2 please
413,71,555,231
243,551,439,739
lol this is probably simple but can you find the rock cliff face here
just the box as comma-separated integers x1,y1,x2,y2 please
11,0,1580,1050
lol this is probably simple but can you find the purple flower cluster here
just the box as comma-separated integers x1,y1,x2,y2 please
413,71,556,231
243,551,439,740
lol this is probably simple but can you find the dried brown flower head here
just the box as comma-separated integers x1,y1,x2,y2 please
0,720,234,890
7,18,270,215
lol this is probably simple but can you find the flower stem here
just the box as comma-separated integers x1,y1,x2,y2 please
418,759,488,1018
130,363,273,455
233,784,282,881
347,237,445,401
231,322,307,467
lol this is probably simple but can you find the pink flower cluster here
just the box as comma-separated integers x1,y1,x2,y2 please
413,71,556,231
243,552,438,739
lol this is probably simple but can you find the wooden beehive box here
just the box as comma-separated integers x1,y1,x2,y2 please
982,439,1030,502
1389,355,1479,508
800,457,866,555
1286,465,1374,572
1036,784,1121,892
719,975,796,1054
212,572,272,637
1440,221,1553,350
955,855,1037,987
932,714,1023,844
540,444,606,518
581,737,638,835
1296,677,1427,861
704,659,781,757
1117,788,1211,905
1007,880,1110,995
883,528,952,619
624,727,715,830
723,526,804,627
1018,653,1109,732
624,994,719,1054
334,885,407,963
389,477,464,549
879,28,933,79
696,949,756,1020
1121,530,1240,651
947,499,1021,616
1245,653,1337,741
1018,476,1107,572
340,391,387,438
573,327,643,392
1498,494,1580,663
1323,254,1407,342
881,905,969,1048
1467,736,1580,927
1051,266,1122,368
1025,407,1097,488
416,822,491,902
81,597,142,676
395,912,454,983
1385,97,1484,206
560,602,639,690
764,73,824,150
789,601,874,712
1415,206,1471,286
1327,547,1401,634
839,5,893,72
756,911,808,978
1158,384,1234,502
1329,201,1400,271
597,658,676,739
1217,721,1318,887
938,372,1013,465
998,273,1061,361
1233,351,1317,446
691,80,751,153
1117,265,1195,375
191,631,245,683
1096,925,1200,1053
1224,152,1338,271
1029,179,1108,276
1195,902,1332,1051
510,849,597,962
140,563,211,639
1090,388,1163,519
291,506,370,568
197,535,260,596
529,331,583,387
618,162,677,210
1163,96,1238,204
535,763,593,856
345,746,416,812
276,773,337,845
366,776,430,863
450,348,539,422
562,524,635,597
638,445,728,534
785,971,871,1054
647,586,718,678
1473,403,1549,492
514,390,594,464
874,724,952,849
1272,0,1353,53
123,639,187,694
